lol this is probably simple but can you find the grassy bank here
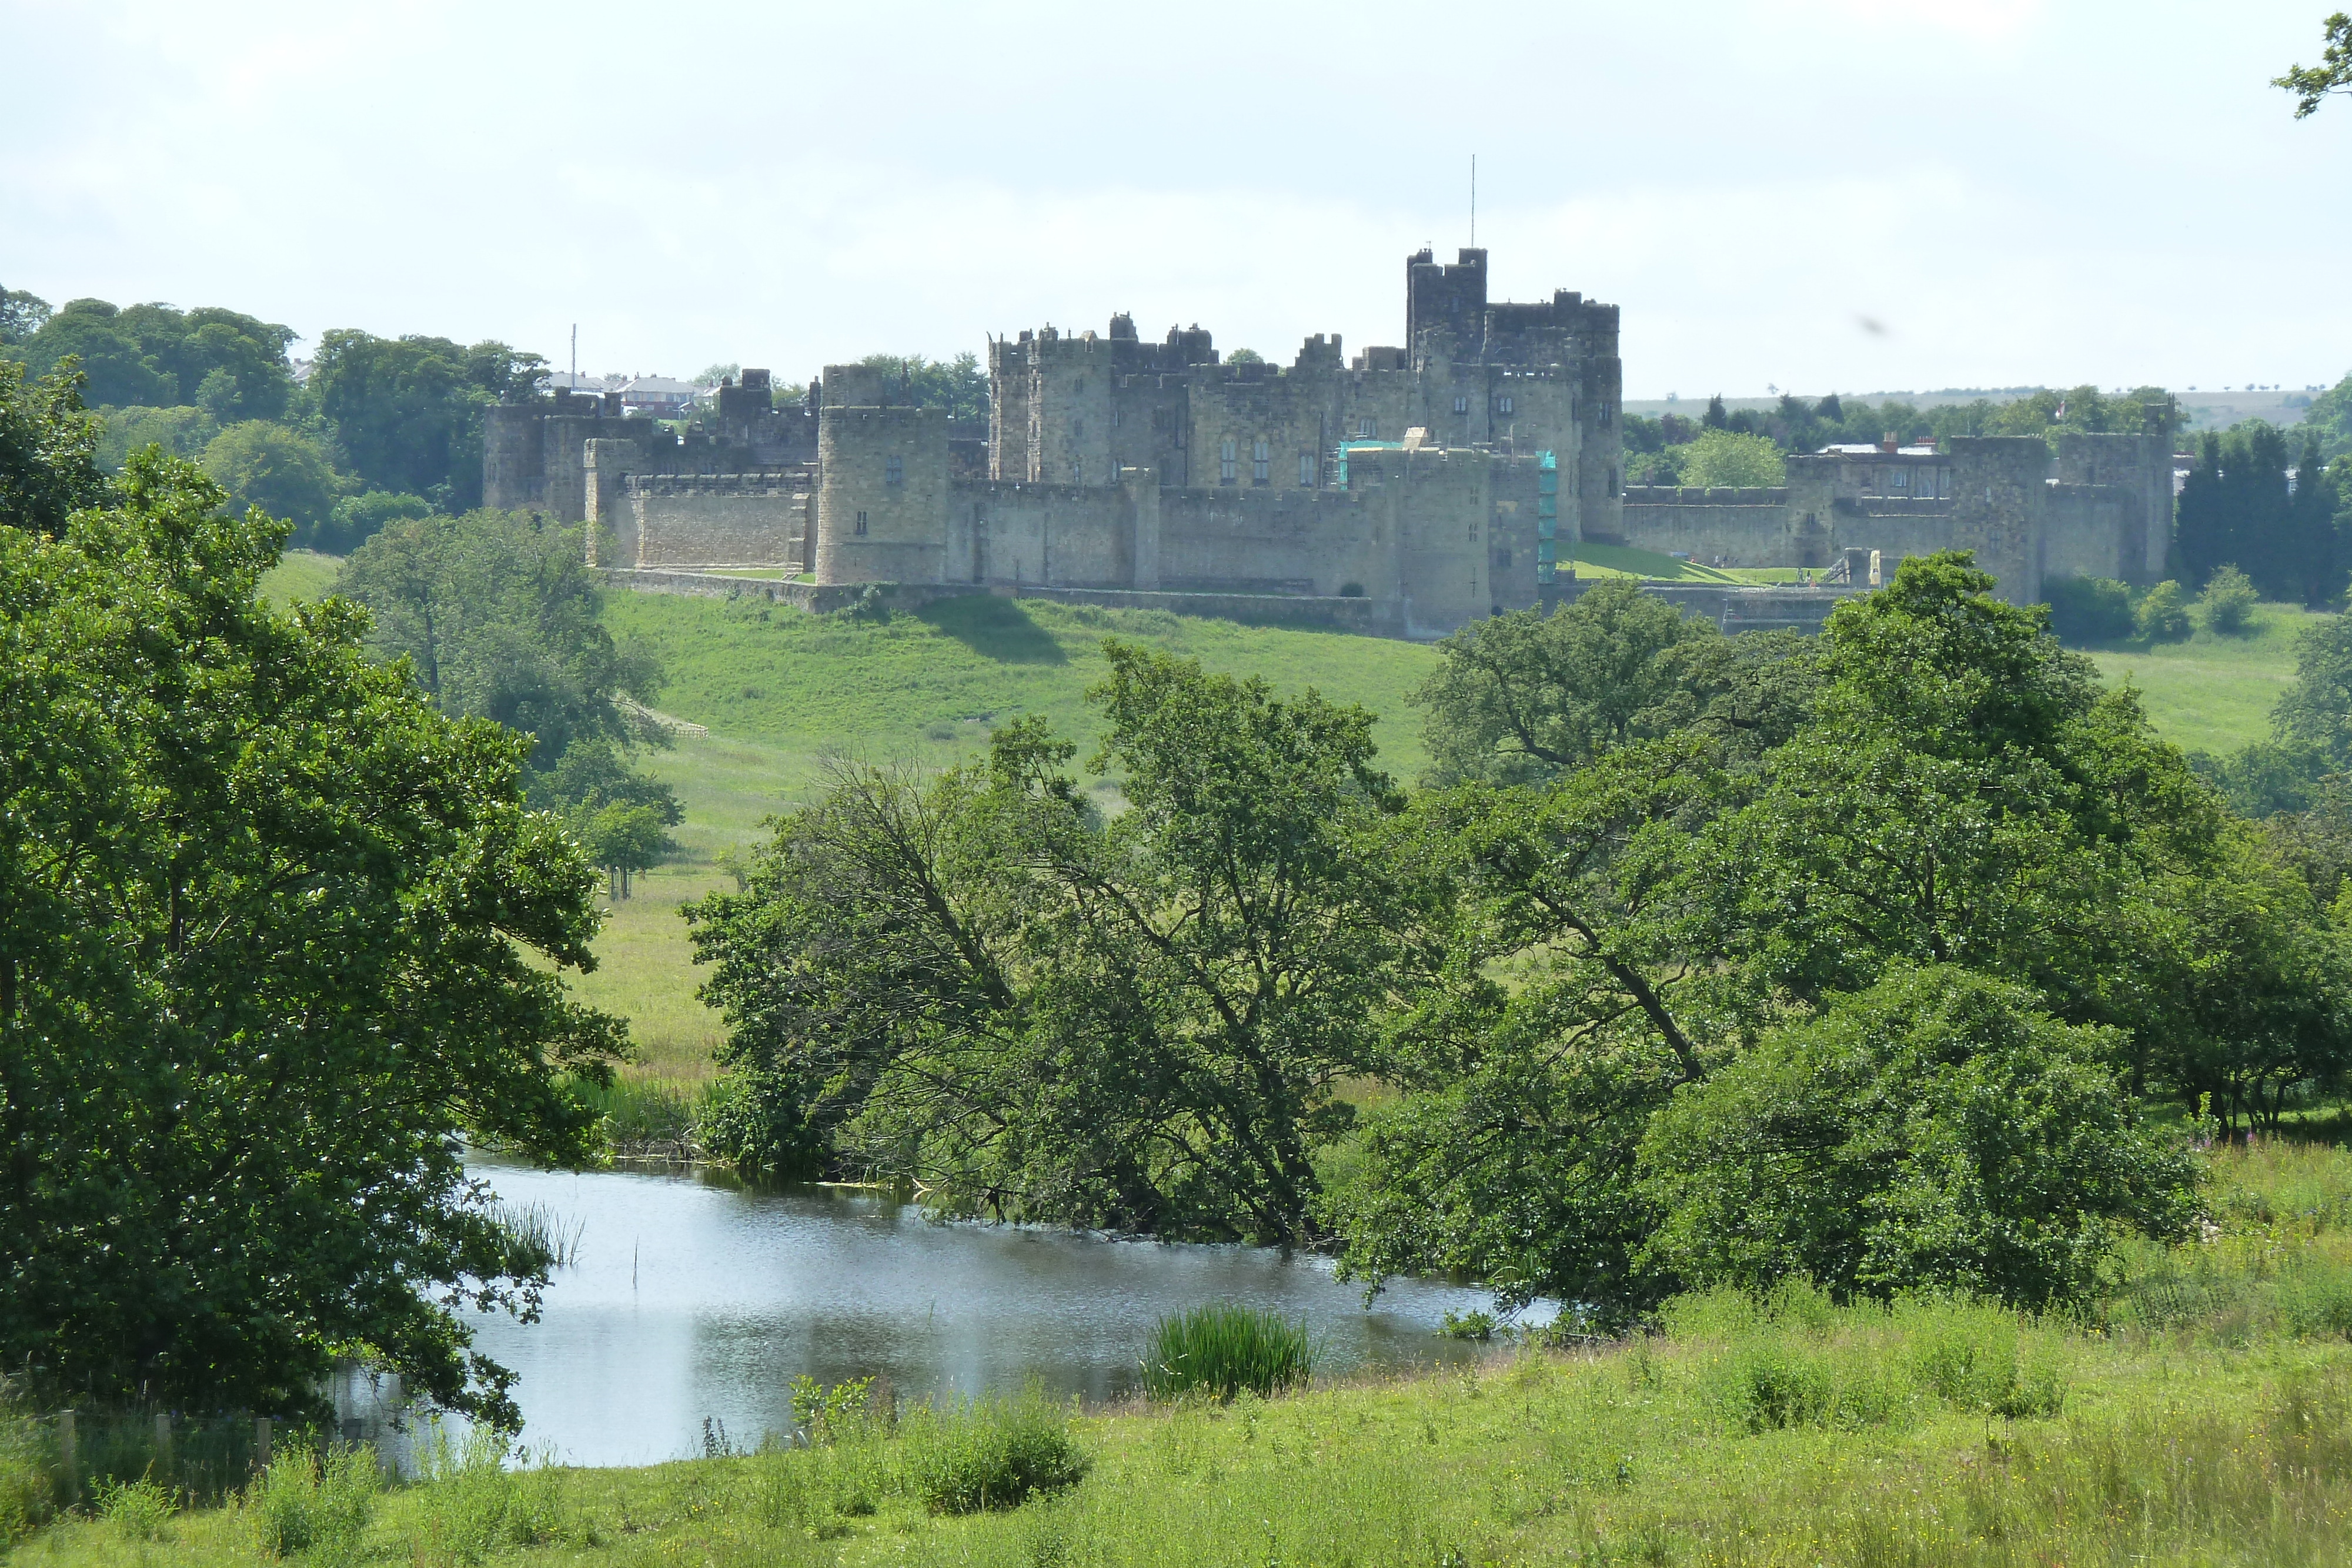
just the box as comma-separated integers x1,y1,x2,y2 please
15,1142,2352,1566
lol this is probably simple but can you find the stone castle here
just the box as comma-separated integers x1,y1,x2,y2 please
484,247,2176,636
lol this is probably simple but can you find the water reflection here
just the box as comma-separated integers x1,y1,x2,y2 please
466,1158,1549,1467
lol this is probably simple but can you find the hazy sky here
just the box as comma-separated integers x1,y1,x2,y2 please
4,1,2347,399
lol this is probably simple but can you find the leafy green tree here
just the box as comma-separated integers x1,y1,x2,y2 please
1322,740,1741,1317
1413,579,1818,788
202,420,339,533
2276,12,2352,116
314,489,435,554
2303,373,2352,462
310,331,546,507
575,801,673,900
11,299,296,419
2198,564,2260,634
2274,612,2352,774
1639,966,2200,1309
335,510,664,780
0,419,623,1422
689,647,1425,1239
1676,428,1785,487
94,405,219,470
854,351,990,421
0,286,50,346
15,302,173,407
2136,579,2193,642
0,360,107,536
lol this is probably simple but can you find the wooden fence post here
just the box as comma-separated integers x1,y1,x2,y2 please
253,1415,272,1473
57,1411,77,1506
152,1411,172,1485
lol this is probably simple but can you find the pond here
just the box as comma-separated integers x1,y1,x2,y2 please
455,1158,1549,1467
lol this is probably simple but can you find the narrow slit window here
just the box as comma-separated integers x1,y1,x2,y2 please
1298,452,1315,486
1453,394,1469,414
854,510,868,535
1252,439,1270,483
1220,438,1238,483
884,454,904,485
1498,394,1515,416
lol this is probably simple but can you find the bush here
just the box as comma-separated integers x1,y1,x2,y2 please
898,1385,1089,1514
96,1476,175,1541
1142,1302,1317,1402
248,1443,377,1560
2199,563,2260,634
409,1425,566,1562
0,1406,53,1546
2136,579,2193,642
2043,575,2136,644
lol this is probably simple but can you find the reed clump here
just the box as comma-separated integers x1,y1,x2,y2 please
1141,1302,1316,1402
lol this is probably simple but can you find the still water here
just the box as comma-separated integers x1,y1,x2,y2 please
463,1158,1548,1467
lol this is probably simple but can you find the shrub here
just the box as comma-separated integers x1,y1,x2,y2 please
2136,579,2193,642
96,1476,175,1541
0,1399,53,1547
2043,575,2136,644
1142,1302,1317,1402
410,1425,565,1562
248,1443,377,1560
898,1385,1088,1514
2199,563,2260,634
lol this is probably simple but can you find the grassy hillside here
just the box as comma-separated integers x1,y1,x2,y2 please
2082,603,2317,755
22,1140,2352,1566
255,549,342,609
606,593,1445,794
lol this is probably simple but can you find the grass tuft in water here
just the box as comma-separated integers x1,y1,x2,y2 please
1141,1302,1317,1402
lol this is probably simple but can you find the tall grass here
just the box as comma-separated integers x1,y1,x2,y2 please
1141,1302,1317,1402
246,1443,376,1562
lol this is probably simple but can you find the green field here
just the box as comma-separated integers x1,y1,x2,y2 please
256,549,341,608
20,1140,2352,1567
603,592,1445,793
2084,602,2318,755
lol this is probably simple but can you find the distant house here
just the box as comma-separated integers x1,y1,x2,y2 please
617,376,696,419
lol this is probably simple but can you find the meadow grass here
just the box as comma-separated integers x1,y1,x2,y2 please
567,866,732,1084
2083,600,2318,754
19,1139,2352,1567
602,591,1444,788
255,549,343,609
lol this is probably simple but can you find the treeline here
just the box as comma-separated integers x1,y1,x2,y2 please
1623,384,2174,487
0,284,543,550
686,564,2352,1326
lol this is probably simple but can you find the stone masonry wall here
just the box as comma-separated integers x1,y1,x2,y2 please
629,475,808,569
